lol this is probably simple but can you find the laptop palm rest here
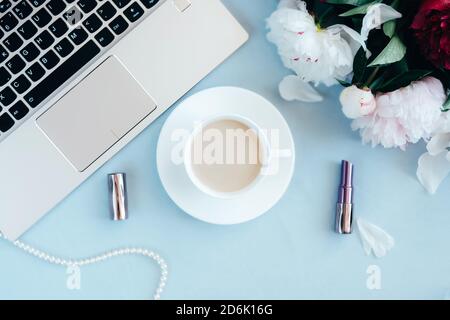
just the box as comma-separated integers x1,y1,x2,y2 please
37,56,157,172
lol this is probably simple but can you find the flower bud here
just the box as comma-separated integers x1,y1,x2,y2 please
340,85,376,119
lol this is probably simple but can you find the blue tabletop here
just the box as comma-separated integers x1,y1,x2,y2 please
2,0,450,300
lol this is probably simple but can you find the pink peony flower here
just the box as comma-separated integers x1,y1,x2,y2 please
351,77,447,150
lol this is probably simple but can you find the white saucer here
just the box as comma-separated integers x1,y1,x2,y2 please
156,87,295,224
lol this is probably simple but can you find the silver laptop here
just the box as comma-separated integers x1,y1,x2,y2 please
0,0,248,240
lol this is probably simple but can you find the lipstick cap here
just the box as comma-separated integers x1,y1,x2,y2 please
108,173,128,221
340,160,353,187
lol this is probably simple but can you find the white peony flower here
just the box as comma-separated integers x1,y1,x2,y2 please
352,77,446,150
340,85,376,119
267,0,366,102
417,112,450,194
361,3,402,42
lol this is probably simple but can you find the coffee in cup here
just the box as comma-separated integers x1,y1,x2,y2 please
184,115,270,198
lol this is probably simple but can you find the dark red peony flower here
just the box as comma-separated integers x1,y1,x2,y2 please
411,0,450,70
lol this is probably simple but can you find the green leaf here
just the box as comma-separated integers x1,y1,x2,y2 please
339,0,381,16
352,47,368,85
368,36,406,67
383,20,396,38
318,7,335,27
369,73,388,91
390,0,400,9
336,79,352,87
376,70,433,92
325,0,374,5
393,58,409,74
443,95,450,112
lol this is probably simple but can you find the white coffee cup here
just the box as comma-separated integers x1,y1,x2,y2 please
184,114,271,199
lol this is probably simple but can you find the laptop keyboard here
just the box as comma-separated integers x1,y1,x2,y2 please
0,0,160,139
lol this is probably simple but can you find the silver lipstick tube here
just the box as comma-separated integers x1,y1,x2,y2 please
108,173,128,221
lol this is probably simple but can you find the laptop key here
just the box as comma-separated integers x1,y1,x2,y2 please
35,30,55,50
0,1,12,13
140,0,159,9
54,38,74,57
9,100,29,120
24,40,100,108
46,0,66,15
29,0,47,7
83,13,102,33
109,15,128,35
32,8,53,28
25,62,46,82
63,6,84,25
0,45,9,63
77,0,97,13
124,2,144,23
0,112,15,133
0,87,17,107
6,55,26,74
40,50,60,70
13,1,33,20
20,42,40,62
112,0,131,8
68,27,88,45
0,67,12,86
3,32,24,52
0,12,19,32
94,27,114,47
17,20,38,40
97,2,117,21
11,74,31,94
48,18,69,38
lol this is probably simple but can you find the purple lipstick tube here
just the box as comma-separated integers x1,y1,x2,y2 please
336,160,354,234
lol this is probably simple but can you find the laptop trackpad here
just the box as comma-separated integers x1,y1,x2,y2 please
37,56,156,172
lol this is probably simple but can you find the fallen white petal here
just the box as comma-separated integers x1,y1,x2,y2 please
279,75,323,102
357,219,395,258
427,133,450,156
361,4,402,42
417,152,450,194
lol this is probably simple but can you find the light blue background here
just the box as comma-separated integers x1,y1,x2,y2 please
2,0,450,300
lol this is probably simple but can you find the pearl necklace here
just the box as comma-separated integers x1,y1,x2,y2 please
0,232,168,300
